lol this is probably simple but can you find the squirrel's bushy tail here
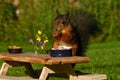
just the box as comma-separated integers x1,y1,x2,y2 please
70,10,101,56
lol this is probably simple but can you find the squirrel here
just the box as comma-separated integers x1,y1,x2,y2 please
52,10,101,56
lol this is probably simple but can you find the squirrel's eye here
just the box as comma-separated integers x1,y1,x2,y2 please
62,21,65,24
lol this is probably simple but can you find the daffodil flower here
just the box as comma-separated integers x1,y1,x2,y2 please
44,39,48,43
38,30,42,35
36,37,41,41
41,46,44,49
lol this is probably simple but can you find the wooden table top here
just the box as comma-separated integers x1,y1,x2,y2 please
0,52,89,65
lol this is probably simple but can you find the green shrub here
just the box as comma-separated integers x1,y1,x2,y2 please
0,0,120,43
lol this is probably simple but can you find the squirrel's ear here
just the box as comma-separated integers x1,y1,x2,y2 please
56,10,60,16
65,12,69,18
64,12,69,20
66,12,69,17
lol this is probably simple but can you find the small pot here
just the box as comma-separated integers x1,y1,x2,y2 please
8,48,22,54
50,49,72,57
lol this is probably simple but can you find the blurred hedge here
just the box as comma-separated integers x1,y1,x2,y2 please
0,0,120,43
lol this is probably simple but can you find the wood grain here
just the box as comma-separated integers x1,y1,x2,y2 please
0,52,89,65
0,76,38,80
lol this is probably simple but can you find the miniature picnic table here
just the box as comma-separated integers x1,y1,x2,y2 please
0,52,89,80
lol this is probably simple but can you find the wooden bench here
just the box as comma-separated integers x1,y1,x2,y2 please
78,74,107,80
0,74,107,80
0,76,38,80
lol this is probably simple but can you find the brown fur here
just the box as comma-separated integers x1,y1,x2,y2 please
52,10,101,56
52,12,78,56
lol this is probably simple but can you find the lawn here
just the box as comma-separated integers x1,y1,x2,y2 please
0,41,120,80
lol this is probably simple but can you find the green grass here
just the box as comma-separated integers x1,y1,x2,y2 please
0,41,120,80
0,0,120,42
78,42,120,80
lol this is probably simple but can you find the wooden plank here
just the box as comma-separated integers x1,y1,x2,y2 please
78,74,107,80
39,66,50,80
0,52,89,65
0,52,49,64
0,62,10,76
46,56,89,65
0,76,38,80
39,64,78,80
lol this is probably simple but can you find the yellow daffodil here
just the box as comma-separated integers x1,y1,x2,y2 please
44,39,48,43
41,46,44,49
36,37,41,41
38,30,42,35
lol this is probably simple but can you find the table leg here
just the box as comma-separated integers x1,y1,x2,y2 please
24,63,37,78
39,66,50,80
0,61,36,78
0,62,10,76
39,64,78,80
66,64,78,80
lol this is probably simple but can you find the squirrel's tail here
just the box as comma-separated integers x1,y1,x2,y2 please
70,10,102,56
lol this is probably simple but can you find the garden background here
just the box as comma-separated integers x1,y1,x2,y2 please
0,0,120,80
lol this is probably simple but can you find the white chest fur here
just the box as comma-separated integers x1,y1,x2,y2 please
52,41,72,50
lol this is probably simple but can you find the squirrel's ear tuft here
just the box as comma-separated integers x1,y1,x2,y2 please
56,10,60,16
64,12,70,22
65,12,69,17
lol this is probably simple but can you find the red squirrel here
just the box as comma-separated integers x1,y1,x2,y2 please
52,10,101,56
